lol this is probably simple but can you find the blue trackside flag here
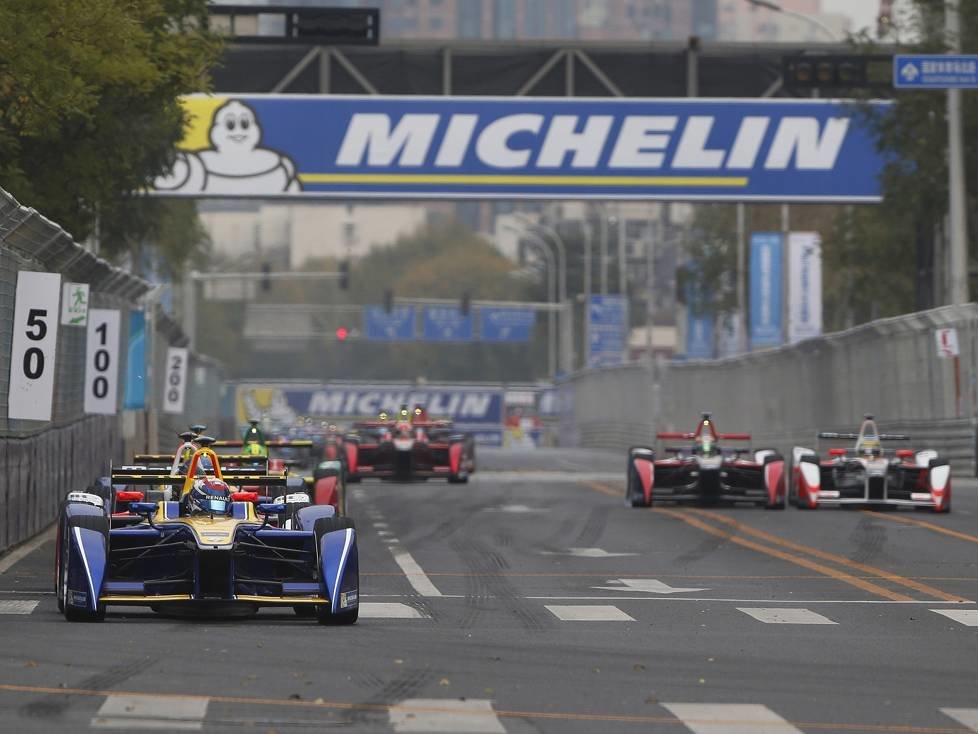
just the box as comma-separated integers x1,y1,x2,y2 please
152,95,890,202
686,310,716,359
749,232,784,349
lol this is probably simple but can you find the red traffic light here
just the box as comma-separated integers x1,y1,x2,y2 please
335,326,349,341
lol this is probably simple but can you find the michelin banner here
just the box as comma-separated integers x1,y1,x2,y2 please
787,232,823,343
151,95,889,202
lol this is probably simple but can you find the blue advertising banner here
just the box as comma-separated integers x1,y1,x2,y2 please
686,310,716,359
123,310,146,409
423,306,474,341
749,232,784,349
364,305,416,341
894,55,978,89
480,307,536,342
587,295,628,368
151,95,889,202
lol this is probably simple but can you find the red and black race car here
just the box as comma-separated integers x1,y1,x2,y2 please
626,413,786,508
344,405,475,483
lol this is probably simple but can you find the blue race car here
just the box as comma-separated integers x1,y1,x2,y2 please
55,447,359,625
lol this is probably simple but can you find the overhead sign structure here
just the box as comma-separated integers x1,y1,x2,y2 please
84,309,121,415
894,55,978,89
480,308,536,342
364,306,416,341
151,95,890,202
935,328,960,359
587,295,628,368
749,232,784,350
7,271,61,421
60,282,89,326
162,346,189,415
423,306,473,342
787,232,823,344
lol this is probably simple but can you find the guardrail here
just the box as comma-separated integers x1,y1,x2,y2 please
0,188,223,554
566,304,978,475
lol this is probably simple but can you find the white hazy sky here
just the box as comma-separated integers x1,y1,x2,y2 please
820,0,879,33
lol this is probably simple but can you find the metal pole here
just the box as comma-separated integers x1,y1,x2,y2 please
781,203,790,344
617,203,627,297
645,220,655,363
947,0,969,305
736,203,747,354
504,225,557,379
183,271,197,351
597,204,609,296
583,220,592,369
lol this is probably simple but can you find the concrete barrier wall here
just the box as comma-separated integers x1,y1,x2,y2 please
567,304,978,474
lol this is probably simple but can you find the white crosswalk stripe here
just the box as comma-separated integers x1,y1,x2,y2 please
545,604,635,621
931,609,978,626
737,607,837,625
389,698,505,733
941,709,978,731
663,703,804,734
0,600,38,614
359,602,428,619
91,694,209,730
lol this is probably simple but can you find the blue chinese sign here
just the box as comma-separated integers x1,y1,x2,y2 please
123,310,146,409
749,232,784,349
894,55,978,89
151,95,890,202
423,306,474,342
587,295,628,368
480,308,536,342
686,311,716,359
364,306,416,341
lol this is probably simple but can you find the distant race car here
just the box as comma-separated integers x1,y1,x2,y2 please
626,413,786,508
791,415,951,512
345,405,475,483
214,420,346,514
56,446,358,624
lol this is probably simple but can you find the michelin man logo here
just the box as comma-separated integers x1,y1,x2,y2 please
154,100,301,194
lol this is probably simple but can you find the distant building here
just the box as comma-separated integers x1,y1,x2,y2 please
197,201,451,267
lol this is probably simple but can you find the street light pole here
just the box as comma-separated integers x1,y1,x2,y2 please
946,0,969,305
582,219,592,370
504,225,557,379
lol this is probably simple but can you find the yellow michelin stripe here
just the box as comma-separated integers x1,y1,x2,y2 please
298,173,749,187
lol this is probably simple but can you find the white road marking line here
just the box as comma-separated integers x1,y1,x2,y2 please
391,551,443,597
373,522,389,529
593,579,709,594
0,525,56,575
484,504,544,514
545,605,635,621
663,703,804,734
384,538,401,544
941,709,978,731
540,547,637,558
359,602,428,619
737,608,837,625
389,698,505,733
524,596,973,604
932,609,978,626
377,530,393,536
92,694,209,730
0,600,38,615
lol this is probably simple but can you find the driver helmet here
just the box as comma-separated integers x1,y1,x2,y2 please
242,441,268,458
700,436,715,456
188,477,232,515
378,410,390,422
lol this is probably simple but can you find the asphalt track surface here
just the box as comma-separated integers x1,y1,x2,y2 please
1,447,978,733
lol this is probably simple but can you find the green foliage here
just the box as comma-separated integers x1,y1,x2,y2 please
0,0,221,255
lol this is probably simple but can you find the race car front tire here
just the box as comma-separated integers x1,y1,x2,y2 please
627,464,651,508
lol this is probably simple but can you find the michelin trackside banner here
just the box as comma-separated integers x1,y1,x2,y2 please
787,232,823,343
151,95,889,202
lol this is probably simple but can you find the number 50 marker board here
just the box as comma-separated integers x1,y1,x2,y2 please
8,271,62,421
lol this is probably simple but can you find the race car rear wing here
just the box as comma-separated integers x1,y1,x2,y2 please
109,472,289,487
817,432,910,441
656,432,751,441
213,439,314,449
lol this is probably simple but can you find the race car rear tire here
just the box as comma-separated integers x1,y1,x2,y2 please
448,474,468,484
280,500,311,530
765,492,786,510
346,475,361,484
